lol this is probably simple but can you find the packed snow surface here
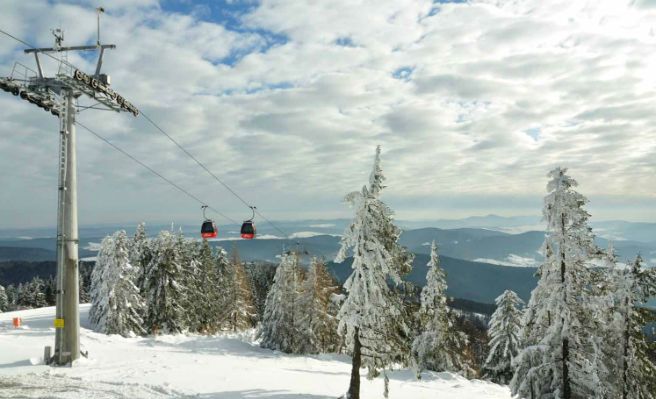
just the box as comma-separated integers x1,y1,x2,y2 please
0,306,511,398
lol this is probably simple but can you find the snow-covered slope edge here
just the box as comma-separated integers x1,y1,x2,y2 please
0,306,511,399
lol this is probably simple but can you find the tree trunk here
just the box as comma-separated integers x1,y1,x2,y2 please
562,336,570,399
347,327,361,399
622,298,630,399
560,212,571,399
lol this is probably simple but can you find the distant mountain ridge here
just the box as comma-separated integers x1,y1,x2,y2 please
1,220,654,306
1,224,654,268
0,247,55,262
2,215,655,242
328,254,538,304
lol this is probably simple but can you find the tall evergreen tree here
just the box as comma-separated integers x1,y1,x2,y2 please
19,277,48,308
511,167,600,399
194,240,224,334
89,231,146,337
78,275,90,304
175,232,202,331
412,241,472,376
15,283,27,308
0,284,8,312
586,245,624,398
247,262,278,320
618,256,656,399
5,284,17,311
223,246,257,332
130,222,151,292
298,257,341,353
143,231,187,334
336,146,413,399
259,251,303,353
483,289,524,384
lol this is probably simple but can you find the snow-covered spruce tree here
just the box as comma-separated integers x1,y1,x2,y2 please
4,284,17,311
0,284,8,312
412,241,472,377
258,252,304,353
130,222,151,293
222,246,257,332
175,232,203,332
16,277,48,309
584,244,624,398
247,262,278,319
143,230,187,334
483,289,524,384
259,251,304,352
88,231,146,337
213,246,232,322
192,240,224,334
336,146,414,399
298,257,341,353
78,276,91,304
618,255,656,399
511,167,600,399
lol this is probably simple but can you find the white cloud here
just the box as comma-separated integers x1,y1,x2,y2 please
1,0,655,228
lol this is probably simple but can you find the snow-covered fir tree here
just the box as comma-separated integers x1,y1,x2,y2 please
247,262,278,319
0,284,8,312
412,241,472,377
298,257,341,353
259,251,304,353
89,231,146,337
130,222,151,292
192,240,224,334
483,289,524,384
14,283,26,309
222,246,257,332
511,167,601,399
4,284,17,311
143,230,187,334
585,244,624,398
175,232,203,331
336,146,414,399
79,276,91,304
16,277,48,309
618,256,656,399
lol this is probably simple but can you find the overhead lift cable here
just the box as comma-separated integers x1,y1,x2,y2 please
1,27,295,240
77,121,238,225
0,28,88,74
139,112,291,238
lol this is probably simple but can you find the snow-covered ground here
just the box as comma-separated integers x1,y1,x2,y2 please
0,306,511,398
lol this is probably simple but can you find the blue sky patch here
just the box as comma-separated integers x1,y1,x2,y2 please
392,66,415,81
335,37,356,47
160,0,288,67
246,81,294,94
524,127,541,141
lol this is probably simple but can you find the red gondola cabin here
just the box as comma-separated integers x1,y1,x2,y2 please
201,220,218,239
241,221,255,239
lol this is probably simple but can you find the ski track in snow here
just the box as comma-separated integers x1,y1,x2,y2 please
0,306,511,399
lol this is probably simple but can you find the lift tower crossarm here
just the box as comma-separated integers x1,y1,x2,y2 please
24,44,116,53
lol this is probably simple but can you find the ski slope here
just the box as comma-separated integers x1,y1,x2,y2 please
0,306,511,398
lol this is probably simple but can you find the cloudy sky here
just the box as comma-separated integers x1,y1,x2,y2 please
0,0,655,229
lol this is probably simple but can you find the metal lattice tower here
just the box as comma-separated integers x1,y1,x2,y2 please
0,8,138,366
